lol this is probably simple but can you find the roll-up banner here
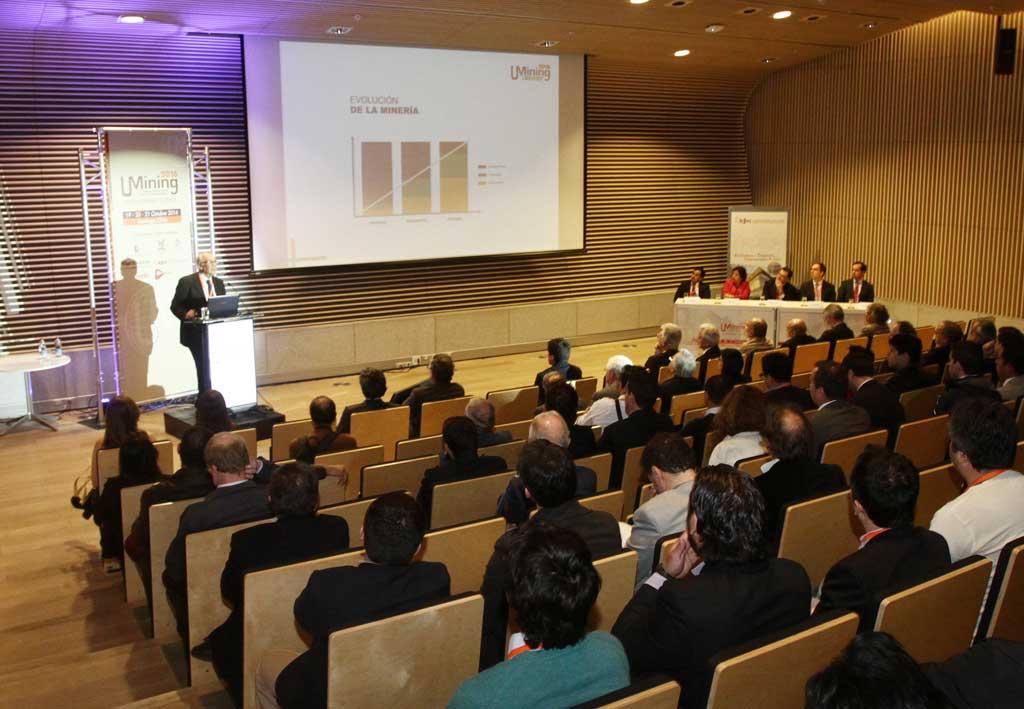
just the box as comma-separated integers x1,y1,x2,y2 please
103,128,197,402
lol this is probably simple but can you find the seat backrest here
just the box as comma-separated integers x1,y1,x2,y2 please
914,464,962,528
431,472,515,530
1016,400,1024,440
419,516,506,593
236,427,258,460
590,551,640,632
362,455,439,498
494,418,531,441
270,419,313,462
120,483,152,604
875,371,895,384
350,406,410,462
736,454,772,479
820,429,889,483
750,348,789,381
420,396,474,437
705,357,723,379
571,377,598,404
327,594,484,708
579,490,626,519
793,342,831,374
669,391,706,426
577,452,613,492
868,333,890,361
916,326,936,351
791,372,812,389
1015,439,1024,471
315,445,385,506
681,407,707,427
874,556,992,663
585,679,682,709
97,439,175,492
657,365,674,384
777,490,860,590
702,429,723,468
893,414,950,469
396,434,443,460
637,483,654,509
984,537,1024,642
479,439,526,470
149,497,201,641
653,534,680,577
620,446,647,521
486,385,540,425
831,336,869,363
898,384,946,423
706,613,860,709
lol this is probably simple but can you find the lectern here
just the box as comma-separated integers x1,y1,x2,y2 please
188,314,257,408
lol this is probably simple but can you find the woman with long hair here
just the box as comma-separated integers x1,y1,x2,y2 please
708,385,767,466
89,395,145,490
195,389,234,434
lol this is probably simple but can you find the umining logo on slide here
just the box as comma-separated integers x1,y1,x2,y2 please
510,64,552,81
120,174,178,197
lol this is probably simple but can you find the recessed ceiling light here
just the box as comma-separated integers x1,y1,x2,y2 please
326,26,353,35
630,0,650,5
705,23,726,33
772,10,793,20
762,57,778,63
535,40,559,48
117,15,145,24
674,49,691,57
861,21,879,29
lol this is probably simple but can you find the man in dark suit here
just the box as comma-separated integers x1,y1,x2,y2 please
613,465,811,709
836,260,875,303
798,261,837,302
816,447,951,631
465,397,514,449
208,463,350,705
533,338,583,403
268,492,451,709
644,323,682,375
920,320,963,372
679,375,734,462
761,266,800,301
546,383,597,459
844,346,905,444
163,432,271,639
338,367,396,433
658,349,702,414
693,324,721,382
809,361,872,455
756,406,848,548
481,440,622,669
405,353,466,437
818,303,855,346
885,333,935,396
761,351,814,412
779,318,817,351
674,266,711,300
934,341,1003,415
598,368,676,489
170,252,226,392
416,416,508,527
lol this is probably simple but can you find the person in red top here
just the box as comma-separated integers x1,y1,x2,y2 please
722,266,750,300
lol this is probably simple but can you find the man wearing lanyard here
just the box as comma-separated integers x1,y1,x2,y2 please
170,251,226,392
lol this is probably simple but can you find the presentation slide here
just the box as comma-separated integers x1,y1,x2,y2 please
245,40,584,271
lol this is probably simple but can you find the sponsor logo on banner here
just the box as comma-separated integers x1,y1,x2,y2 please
718,319,747,347
510,64,552,81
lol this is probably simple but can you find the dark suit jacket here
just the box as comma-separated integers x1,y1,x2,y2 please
755,458,848,548
644,349,678,376
780,334,818,351
851,379,905,443
810,400,872,456
934,376,1002,415
762,280,801,301
209,515,350,703
679,412,716,462
276,561,451,709
406,380,466,437
534,363,583,403
598,408,676,489
95,472,167,559
922,638,1024,709
886,366,936,396
837,279,875,303
674,280,711,300
569,424,598,460
495,464,598,525
816,526,950,631
480,500,622,669
818,322,855,344
612,558,811,709
288,425,357,463
170,272,226,347
416,454,508,527
338,399,395,434
798,280,837,302
696,345,721,364
921,345,951,372
658,376,702,414
764,384,814,412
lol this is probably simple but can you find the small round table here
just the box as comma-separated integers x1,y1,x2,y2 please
0,353,71,435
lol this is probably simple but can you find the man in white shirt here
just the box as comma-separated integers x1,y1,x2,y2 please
576,355,632,429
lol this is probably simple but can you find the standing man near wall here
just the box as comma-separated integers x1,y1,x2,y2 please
170,252,226,393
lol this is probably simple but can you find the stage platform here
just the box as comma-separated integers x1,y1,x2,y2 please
163,404,285,440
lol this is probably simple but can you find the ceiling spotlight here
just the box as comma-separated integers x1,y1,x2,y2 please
772,10,793,20
862,21,879,29
674,49,691,57
705,23,726,33
535,40,559,48
630,0,650,4
762,57,777,63
326,26,353,35
117,15,145,24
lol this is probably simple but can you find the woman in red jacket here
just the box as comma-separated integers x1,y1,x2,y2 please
722,266,751,299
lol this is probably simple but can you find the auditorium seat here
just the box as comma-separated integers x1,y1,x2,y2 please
748,347,788,380
97,439,175,491
874,556,991,664
793,342,831,374
868,333,890,362
149,498,202,641
736,454,772,479
590,551,639,632
893,415,950,469
668,391,705,426
478,438,526,470
494,418,531,441
652,534,679,578
898,384,945,422
979,536,1024,643
576,452,613,492
418,517,507,594
704,357,723,379
419,396,474,437
574,676,681,709
914,464,962,528
572,377,598,405
1016,440,1024,470
486,385,539,425
120,483,153,604
702,430,723,468
270,420,312,462
820,430,889,483
620,446,646,520
361,454,439,497
681,406,708,428
637,483,654,509
349,406,409,462
396,434,443,460
657,365,674,385
580,490,626,519
916,326,936,351
777,490,860,590
314,444,384,505
791,372,812,389
430,472,515,530
831,337,869,364
236,427,258,460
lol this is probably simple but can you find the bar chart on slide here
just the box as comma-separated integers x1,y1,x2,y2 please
354,139,471,217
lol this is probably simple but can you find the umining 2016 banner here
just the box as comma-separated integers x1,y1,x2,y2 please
104,128,196,402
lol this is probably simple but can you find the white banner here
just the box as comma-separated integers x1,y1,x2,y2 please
105,128,197,401
674,298,871,346
728,207,789,278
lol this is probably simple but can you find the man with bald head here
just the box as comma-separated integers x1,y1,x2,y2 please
465,397,513,448
779,318,817,351
171,251,227,392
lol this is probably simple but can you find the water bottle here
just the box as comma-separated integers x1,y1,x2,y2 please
54,338,63,357
38,339,48,359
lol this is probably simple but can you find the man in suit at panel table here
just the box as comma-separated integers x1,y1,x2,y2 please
674,266,712,301
761,266,801,301
808,361,872,456
816,446,950,632
837,260,875,303
885,333,936,396
338,367,396,434
799,261,837,303
533,337,583,404
598,368,676,489
404,353,466,438
170,251,226,393
612,465,811,709
844,346,905,445
761,351,814,412
818,303,855,348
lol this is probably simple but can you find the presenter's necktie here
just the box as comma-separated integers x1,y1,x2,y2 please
853,283,860,303
206,277,214,298
815,283,821,301
690,284,696,296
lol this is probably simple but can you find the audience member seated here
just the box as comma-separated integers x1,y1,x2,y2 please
707,385,767,466
613,464,811,709
534,370,567,416
722,265,751,300
762,351,814,411
404,353,466,438
658,349,702,413
627,434,698,587
450,527,630,709
921,320,963,371
693,323,721,366
922,637,1024,708
860,302,890,337
496,412,599,525
933,341,1001,415
890,319,917,335
195,389,234,434
756,406,847,549
809,361,871,455
465,398,513,448
762,266,800,301
720,347,751,385
163,432,270,639
125,426,214,605
816,446,950,631
836,260,875,303
533,338,583,404
288,395,357,462
779,318,817,351
575,355,632,428
818,304,855,344
798,262,836,302
480,441,621,669
87,394,145,493
679,375,735,462
208,462,350,705
930,399,1024,609
996,326,1024,401
93,434,166,573
338,367,395,433
739,317,774,356
844,345,905,442
675,266,711,300
545,383,596,460
598,368,676,488
968,317,998,378
644,323,682,375
885,333,934,396
264,492,451,709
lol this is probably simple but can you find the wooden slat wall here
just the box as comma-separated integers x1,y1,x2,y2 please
746,10,1024,319
0,29,753,354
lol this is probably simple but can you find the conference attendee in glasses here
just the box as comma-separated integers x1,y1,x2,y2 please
170,252,226,392
674,267,711,300
722,266,751,300
762,266,801,301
